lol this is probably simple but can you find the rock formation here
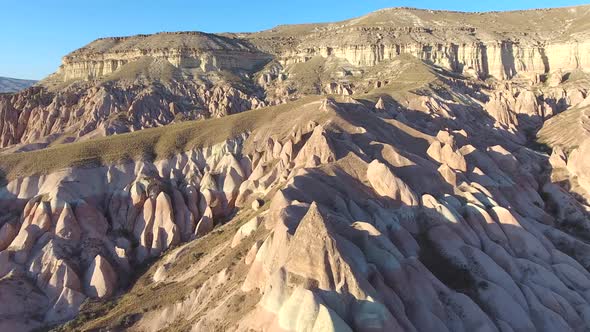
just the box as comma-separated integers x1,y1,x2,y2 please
0,4,590,332
1,6,590,151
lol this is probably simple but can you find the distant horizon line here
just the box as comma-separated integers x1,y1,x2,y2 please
2,2,588,80
0,76,38,82
67,3,590,39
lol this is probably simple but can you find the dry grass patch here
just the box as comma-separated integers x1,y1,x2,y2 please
59,205,270,332
0,96,324,181
537,106,590,152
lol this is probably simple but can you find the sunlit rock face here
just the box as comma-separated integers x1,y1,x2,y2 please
278,39,590,80
2,4,590,331
0,86,588,330
59,32,272,81
248,6,590,80
0,83,265,149
0,136,250,328
53,7,590,85
1,6,590,152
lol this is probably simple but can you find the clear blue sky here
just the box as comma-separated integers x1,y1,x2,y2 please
2,0,588,80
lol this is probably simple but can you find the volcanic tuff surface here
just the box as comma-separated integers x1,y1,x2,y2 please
2,6,590,151
1,5,590,332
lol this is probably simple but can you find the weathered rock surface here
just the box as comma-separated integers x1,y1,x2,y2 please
0,87,581,330
0,82,266,149
2,6,590,151
0,135,253,328
367,160,418,206
85,255,117,299
1,5,590,332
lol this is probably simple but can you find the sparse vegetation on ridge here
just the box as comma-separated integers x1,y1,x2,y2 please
0,96,324,180
3,4,590,331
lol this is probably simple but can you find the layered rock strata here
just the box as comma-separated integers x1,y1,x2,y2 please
0,5,590,331
0,135,251,328
0,81,589,330
60,32,272,81
2,7,590,151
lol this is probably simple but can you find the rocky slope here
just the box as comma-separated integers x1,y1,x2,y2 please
58,32,271,82
0,80,265,150
0,55,587,330
246,6,590,80
537,81,590,213
0,31,274,151
0,4,589,332
2,6,590,150
0,77,36,93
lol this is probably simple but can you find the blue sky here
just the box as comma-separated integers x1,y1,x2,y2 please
2,0,588,80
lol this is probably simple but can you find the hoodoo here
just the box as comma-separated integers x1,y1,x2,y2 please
1,4,590,332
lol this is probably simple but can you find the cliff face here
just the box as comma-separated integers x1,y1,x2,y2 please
58,32,272,81
0,6,587,151
283,40,590,80
48,5,590,85
57,19,590,84
0,72,589,330
246,6,590,80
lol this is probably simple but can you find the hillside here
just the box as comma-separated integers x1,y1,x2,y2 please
0,76,36,93
0,5,589,332
0,6,587,152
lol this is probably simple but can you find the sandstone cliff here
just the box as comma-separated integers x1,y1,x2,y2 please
247,6,590,80
55,6,590,84
0,6,589,151
59,32,271,81
0,55,587,330
0,5,590,331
